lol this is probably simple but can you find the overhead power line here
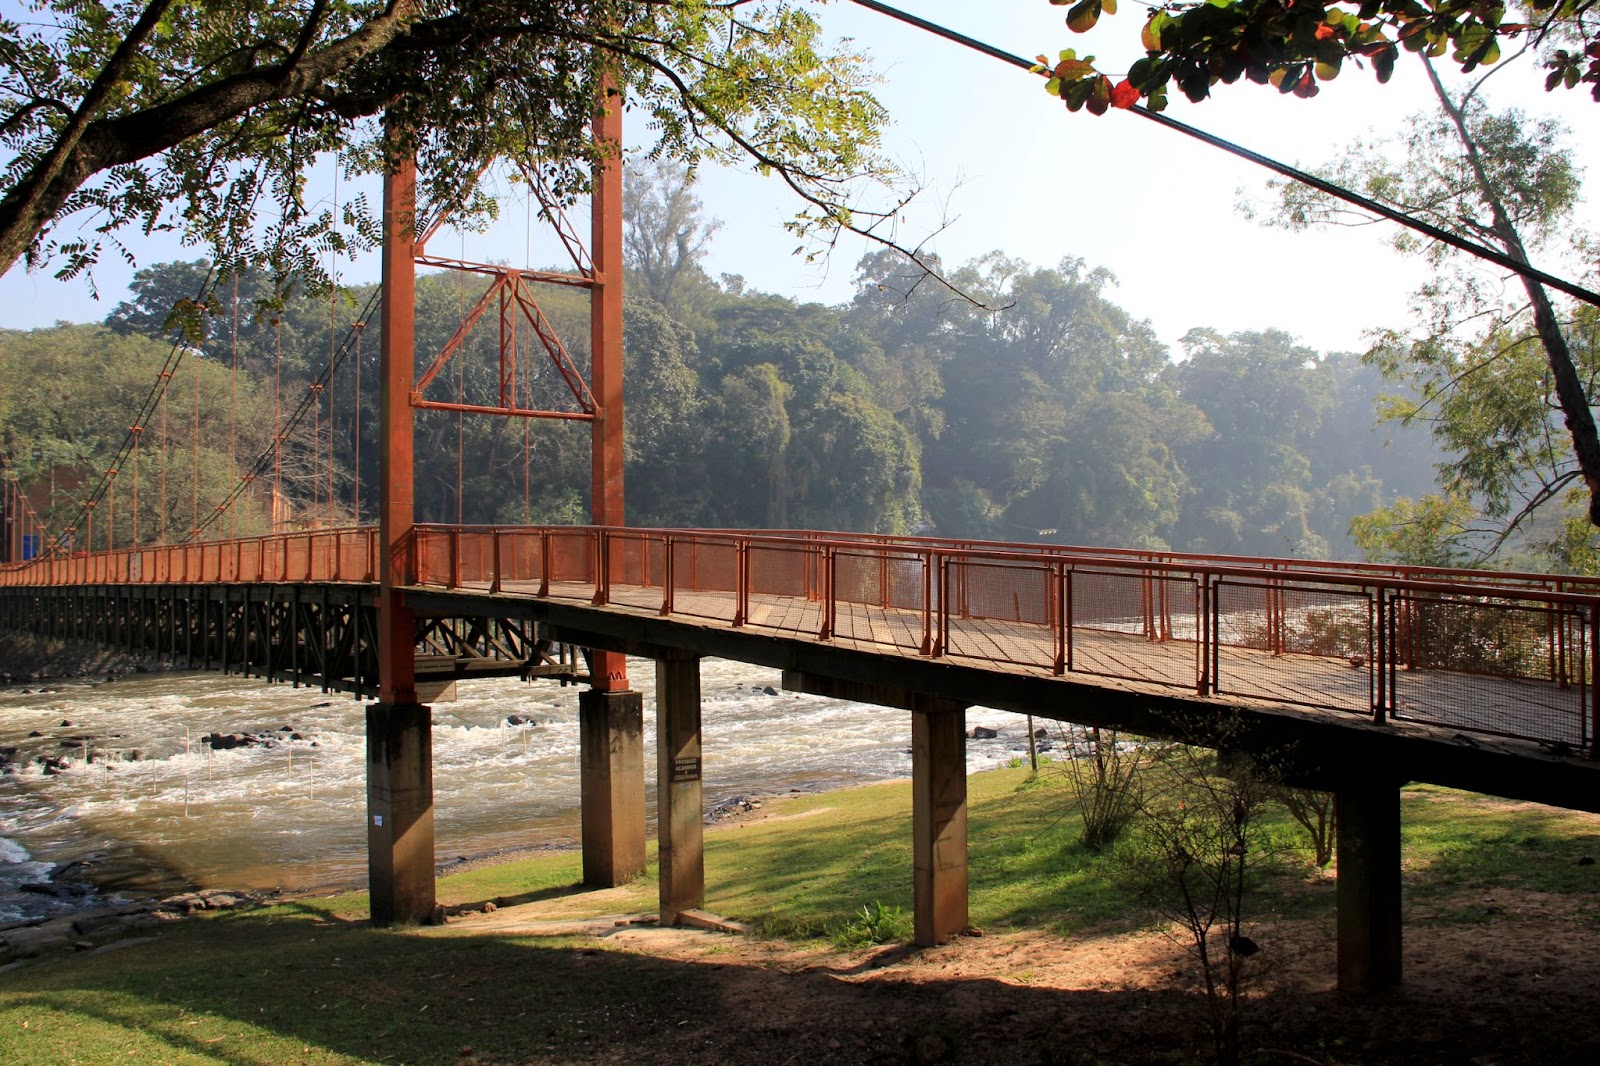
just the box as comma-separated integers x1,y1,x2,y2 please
847,0,1600,311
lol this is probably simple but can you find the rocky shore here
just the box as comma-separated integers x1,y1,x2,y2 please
0,888,266,973
0,632,173,686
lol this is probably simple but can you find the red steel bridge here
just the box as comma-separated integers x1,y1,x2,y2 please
3,90,1599,998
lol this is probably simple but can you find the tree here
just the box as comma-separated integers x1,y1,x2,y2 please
623,158,721,320
1260,60,1600,555
1116,737,1278,1066
1174,329,1332,557
1037,0,1598,114
0,1,904,297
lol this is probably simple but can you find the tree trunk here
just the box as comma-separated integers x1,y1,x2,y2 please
1424,58,1600,527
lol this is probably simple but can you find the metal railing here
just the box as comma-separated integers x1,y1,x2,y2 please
0,527,377,586
4,522,1596,754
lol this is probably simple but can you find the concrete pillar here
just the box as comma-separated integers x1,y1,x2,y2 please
656,655,705,924
366,701,434,925
580,687,646,886
1336,779,1403,993
912,696,969,946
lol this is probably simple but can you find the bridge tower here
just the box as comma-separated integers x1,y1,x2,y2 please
369,82,643,925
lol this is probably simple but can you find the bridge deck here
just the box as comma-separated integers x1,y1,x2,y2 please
460,578,1587,752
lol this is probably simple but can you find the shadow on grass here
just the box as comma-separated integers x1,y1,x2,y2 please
8,914,1600,1066
449,879,600,913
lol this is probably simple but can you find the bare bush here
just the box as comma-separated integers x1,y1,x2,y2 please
1055,725,1151,853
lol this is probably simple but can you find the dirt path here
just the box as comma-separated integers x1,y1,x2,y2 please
427,883,1600,1065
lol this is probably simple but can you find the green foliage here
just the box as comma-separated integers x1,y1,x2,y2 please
1258,82,1598,566
835,899,910,948
1276,786,1336,868
0,1,897,294
0,157,1441,552
1040,0,1599,111
1351,493,1480,567
0,323,273,545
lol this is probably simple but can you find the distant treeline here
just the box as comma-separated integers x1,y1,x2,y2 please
0,248,1438,563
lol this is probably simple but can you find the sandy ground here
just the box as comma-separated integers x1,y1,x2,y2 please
417,803,1600,1066
426,894,1600,1065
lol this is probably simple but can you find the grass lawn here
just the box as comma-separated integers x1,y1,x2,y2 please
3,765,1599,1065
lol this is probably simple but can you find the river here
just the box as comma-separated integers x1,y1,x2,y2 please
0,659,1047,922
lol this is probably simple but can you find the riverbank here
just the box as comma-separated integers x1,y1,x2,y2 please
0,632,172,685
4,769,1600,1064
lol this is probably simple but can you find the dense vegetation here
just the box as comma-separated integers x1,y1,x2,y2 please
0,233,1443,563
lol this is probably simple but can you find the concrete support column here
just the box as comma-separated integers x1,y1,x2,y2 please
912,696,969,946
580,687,645,886
367,701,434,925
656,655,705,925
1336,779,1403,994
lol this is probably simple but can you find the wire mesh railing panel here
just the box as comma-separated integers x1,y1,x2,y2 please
336,532,368,582
1216,581,1373,713
1396,594,1566,682
941,558,1053,670
831,548,883,608
544,529,597,598
239,541,260,583
831,549,926,653
747,542,812,600
743,542,823,636
611,532,665,588
1066,569,1200,690
285,537,311,582
887,552,928,613
608,532,667,612
455,531,495,589
1391,595,1590,746
1067,568,1156,635
948,556,1049,625
265,541,286,582
412,530,453,587
494,529,543,588
670,537,739,623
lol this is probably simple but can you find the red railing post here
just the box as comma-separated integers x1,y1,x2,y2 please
1589,604,1598,758
491,529,503,594
592,529,609,605
662,534,675,616
1375,587,1391,725
450,527,462,589
920,549,932,655
734,537,748,627
1052,562,1066,674
820,546,835,640
538,528,550,597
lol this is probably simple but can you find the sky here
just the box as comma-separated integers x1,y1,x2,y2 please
1,0,1596,359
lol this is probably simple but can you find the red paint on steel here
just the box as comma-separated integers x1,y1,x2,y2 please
588,76,628,691
379,151,419,706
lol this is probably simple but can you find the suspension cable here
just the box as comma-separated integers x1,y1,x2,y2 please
44,264,220,557
187,287,381,541
229,274,239,539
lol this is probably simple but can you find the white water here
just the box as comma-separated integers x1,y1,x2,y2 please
0,659,1043,920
